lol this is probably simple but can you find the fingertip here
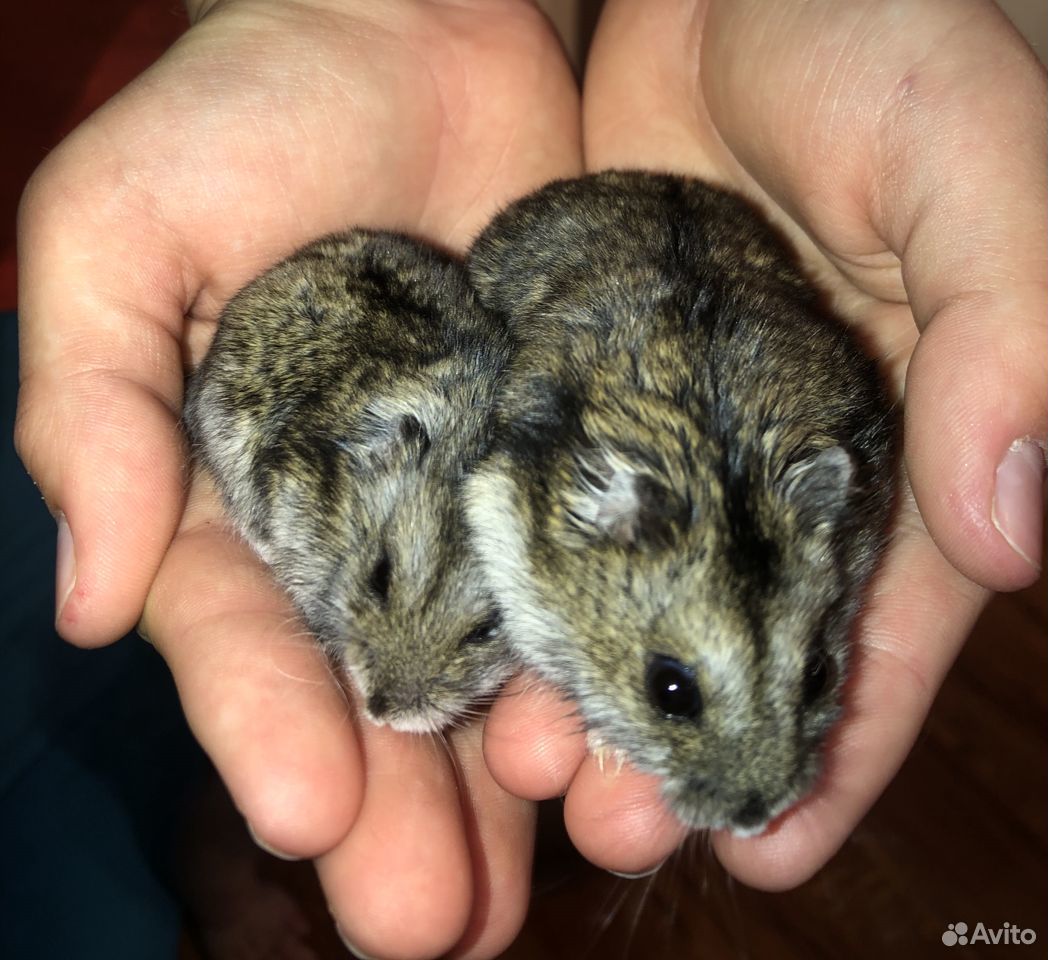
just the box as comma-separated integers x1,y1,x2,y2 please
905,306,1046,592
326,847,472,960
191,674,365,863
146,513,368,860
16,374,188,647
53,512,83,641
563,756,688,876
710,799,839,892
320,727,473,960
233,742,363,862
484,673,588,800
245,819,306,862
487,680,688,876
169,644,365,864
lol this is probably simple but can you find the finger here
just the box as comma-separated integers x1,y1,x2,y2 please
484,672,588,800
563,756,689,878
143,474,364,857
712,493,988,888
16,146,190,646
317,721,473,960
583,0,733,186
446,719,536,960
486,675,687,877
409,0,585,248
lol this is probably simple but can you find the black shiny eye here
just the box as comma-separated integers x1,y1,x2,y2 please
802,649,831,705
368,552,392,604
645,654,702,720
461,613,501,647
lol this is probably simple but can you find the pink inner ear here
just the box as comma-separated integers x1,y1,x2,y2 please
569,447,686,548
594,468,643,545
781,445,855,527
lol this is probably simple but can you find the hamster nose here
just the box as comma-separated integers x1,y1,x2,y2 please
733,792,769,830
366,691,390,721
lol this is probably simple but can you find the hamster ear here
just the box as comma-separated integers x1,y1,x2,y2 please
346,392,445,466
567,450,685,548
780,445,855,531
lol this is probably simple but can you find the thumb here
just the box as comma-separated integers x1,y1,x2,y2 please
15,138,189,646
878,11,1047,589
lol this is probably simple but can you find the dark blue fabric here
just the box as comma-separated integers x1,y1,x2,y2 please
0,312,207,959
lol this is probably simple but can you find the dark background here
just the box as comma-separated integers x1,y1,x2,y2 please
0,0,188,309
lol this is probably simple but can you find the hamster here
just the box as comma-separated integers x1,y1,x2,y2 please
464,171,897,836
183,229,515,733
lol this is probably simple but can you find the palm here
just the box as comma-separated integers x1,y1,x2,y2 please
75,0,575,346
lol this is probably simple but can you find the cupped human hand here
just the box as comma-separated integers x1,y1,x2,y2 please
485,0,1046,888
16,0,581,955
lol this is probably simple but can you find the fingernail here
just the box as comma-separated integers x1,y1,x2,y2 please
246,821,301,862
55,513,76,626
992,438,1046,570
336,925,380,959
607,860,666,880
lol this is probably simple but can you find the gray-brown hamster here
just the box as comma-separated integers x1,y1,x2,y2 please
465,171,897,835
184,229,514,733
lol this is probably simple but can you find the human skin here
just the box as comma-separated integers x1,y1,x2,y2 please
16,2,581,957
484,0,1047,889
15,0,1046,956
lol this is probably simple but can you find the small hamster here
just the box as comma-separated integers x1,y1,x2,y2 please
184,230,514,733
465,171,897,835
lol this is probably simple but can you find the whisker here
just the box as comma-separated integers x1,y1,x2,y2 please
624,869,659,958
593,875,632,943
271,666,327,686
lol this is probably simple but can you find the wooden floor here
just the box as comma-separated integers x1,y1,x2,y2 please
180,558,1047,960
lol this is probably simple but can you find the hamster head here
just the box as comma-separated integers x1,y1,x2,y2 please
273,386,513,735
186,227,517,735
467,375,887,835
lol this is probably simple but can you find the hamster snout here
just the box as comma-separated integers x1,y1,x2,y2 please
184,229,515,733
465,171,898,835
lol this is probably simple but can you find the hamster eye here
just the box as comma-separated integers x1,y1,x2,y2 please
368,551,392,605
802,649,832,705
645,654,702,721
460,613,501,647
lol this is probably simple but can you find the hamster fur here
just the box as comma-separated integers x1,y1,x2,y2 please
465,171,897,835
184,230,514,733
